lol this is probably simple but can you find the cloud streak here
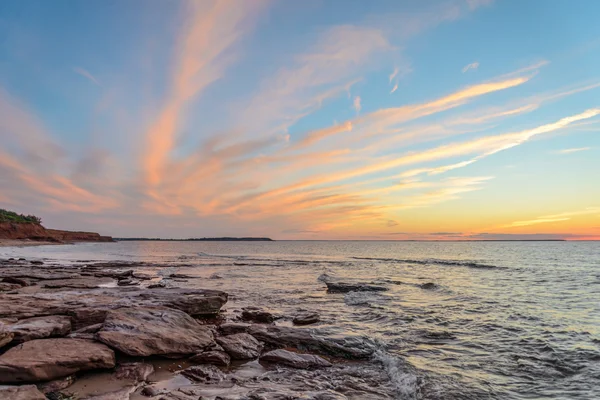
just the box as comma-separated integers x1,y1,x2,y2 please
462,62,479,73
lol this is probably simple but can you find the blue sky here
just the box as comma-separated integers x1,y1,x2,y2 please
1,0,599,239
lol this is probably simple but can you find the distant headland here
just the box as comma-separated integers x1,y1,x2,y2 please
115,237,274,242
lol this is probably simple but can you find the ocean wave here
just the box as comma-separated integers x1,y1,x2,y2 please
352,256,503,269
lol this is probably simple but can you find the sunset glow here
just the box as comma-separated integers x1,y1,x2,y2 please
1,0,599,239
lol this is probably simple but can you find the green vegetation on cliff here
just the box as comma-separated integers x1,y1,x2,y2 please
0,209,42,224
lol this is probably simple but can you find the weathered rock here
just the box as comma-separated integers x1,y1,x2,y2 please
190,350,231,366
0,327,14,348
219,322,251,335
419,282,438,290
140,385,162,397
36,375,76,394
2,277,31,286
97,307,215,357
245,388,348,399
116,278,139,286
0,338,115,383
81,385,137,400
94,269,133,279
67,332,96,340
132,272,154,280
248,325,376,359
180,364,226,383
30,261,43,265
0,282,21,291
0,287,228,327
8,315,71,343
148,282,166,289
241,307,275,323
73,322,103,334
293,313,320,325
114,362,154,382
216,333,262,360
0,384,46,400
209,273,223,279
42,277,115,289
260,349,332,369
324,281,387,293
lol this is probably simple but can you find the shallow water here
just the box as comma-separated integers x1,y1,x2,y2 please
2,241,599,399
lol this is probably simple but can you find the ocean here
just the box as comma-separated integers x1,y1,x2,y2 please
2,240,598,399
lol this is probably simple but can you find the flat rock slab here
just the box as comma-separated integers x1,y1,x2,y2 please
0,287,228,328
248,325,376,359
244,388,348,399
7,315,71,343
42,277,115,289
260,349,332,369
293,312,320,325
0,338,115,383
216,333,262,360
114,362,154,382
97,307,215,357
181,365,226,383
0,384,46,400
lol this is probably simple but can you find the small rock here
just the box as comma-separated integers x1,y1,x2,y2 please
0,282,21,292
324,281,387,293
114,362,154,382
219,322,250,335
209,273,223,279
116,278,139,286
148,282,166,289
1,277,31,287
181,365,226,383
241,307,275,323
293,312,320,325
260,349,332,369
190,350,230,366
73,323,103,334
0,384,46,400
216,333,262,360
141,385,161,397
30,261,44,265
0,329,14,348
81,385,137,400
419,282,438,290
36,375,76,394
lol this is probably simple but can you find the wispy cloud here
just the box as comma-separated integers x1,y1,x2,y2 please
554,147,591,154
502,207,600,228
353,96,362,113
73,67,100,85
462,62,479,73
390,83,398,94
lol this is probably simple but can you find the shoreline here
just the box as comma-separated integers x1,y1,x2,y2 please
0,239,66,248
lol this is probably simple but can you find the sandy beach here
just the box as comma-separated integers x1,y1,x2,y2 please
0,239,64,247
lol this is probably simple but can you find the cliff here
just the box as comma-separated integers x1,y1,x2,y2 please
0,222,113,243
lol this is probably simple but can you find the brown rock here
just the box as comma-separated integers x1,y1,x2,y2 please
219,322,250,335
180,365,226,383
36,375,76,394
114,362,154,382
216,333,262,360
260,349,332,369
292,312,320,325
190,350,230,366
0,384,46,400
8,315,71,343
97,307,215,357
241,307,275,323
0,338,115,383
0,328,14,348
81,385,137,400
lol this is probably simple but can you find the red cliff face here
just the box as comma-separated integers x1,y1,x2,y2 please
0,222,113,243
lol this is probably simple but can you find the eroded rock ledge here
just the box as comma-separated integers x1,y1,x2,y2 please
0,259,395,399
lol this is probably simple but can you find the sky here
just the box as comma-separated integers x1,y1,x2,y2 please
1,0,599,240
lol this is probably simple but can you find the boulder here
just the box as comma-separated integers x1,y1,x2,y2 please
241,307,275,323
0,384,46,400
216,333,262,360
293,313,320,325
97,307,215,357
180,365,226,383
114,362,154,382
8,315,71,343
248,325,376,359
190,350,230,366
260,349,332,369
0,338,115,383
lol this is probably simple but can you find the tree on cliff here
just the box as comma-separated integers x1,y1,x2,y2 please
0,209,42,224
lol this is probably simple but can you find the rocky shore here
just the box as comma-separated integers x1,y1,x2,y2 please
0,258,396,399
